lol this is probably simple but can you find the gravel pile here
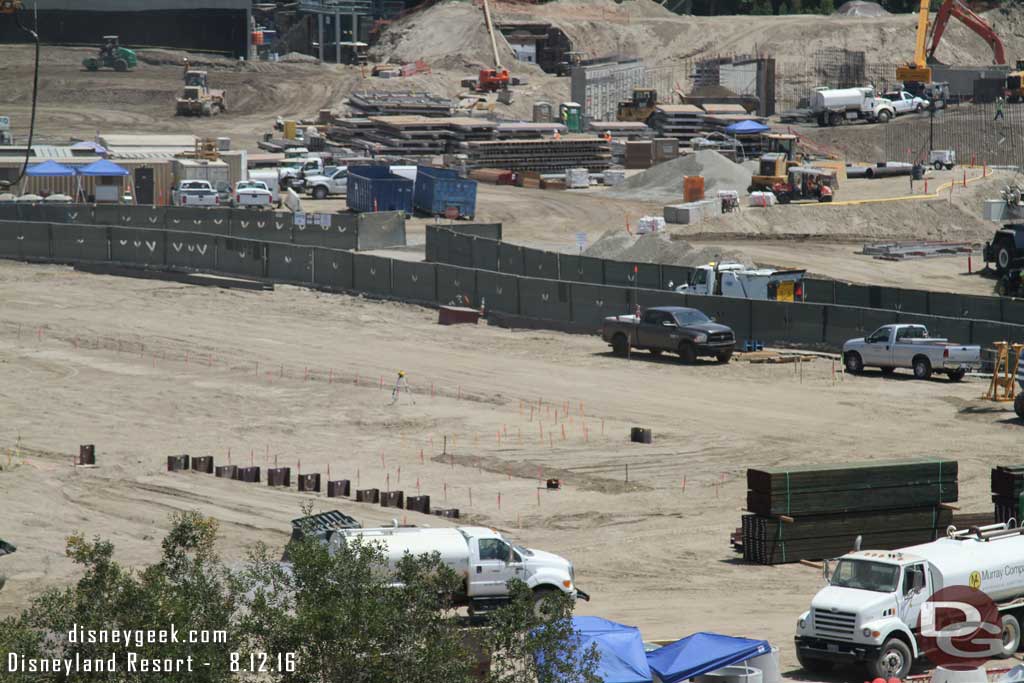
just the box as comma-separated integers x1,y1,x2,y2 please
609,150,752,203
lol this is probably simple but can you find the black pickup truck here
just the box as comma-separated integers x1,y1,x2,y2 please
602,306,736,363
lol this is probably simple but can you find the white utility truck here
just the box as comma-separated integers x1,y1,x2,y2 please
334,526,588,613
796,523,1024,679
670,262,806,302
811,87,896,127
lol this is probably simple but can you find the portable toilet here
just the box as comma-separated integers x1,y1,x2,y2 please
559,102,582,133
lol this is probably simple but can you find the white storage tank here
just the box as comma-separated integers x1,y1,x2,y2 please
695,665,763,683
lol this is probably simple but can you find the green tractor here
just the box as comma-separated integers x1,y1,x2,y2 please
82,35,137,72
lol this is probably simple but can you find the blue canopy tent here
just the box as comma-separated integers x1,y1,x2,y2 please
646,632,770,683
77,159,129,177
25,160,77,177
76,159,130,203
724,120,770,135
536,616,652,683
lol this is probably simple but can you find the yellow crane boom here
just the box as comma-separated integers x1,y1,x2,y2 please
896,0,933,83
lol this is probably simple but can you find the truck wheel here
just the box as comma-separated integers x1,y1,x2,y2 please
796,651,833,674
531,586,560,620
828,112,843,127
999,613,1021,657
716,350,733,364
996,241,1015,273
1014,393,1024,420
869,638,912,680
916,103,925,113
933,161,944,171
912,355,932,380
947,369,966,382
877,110,892,123
844,351,863,374
611,334,629,357
678,342,697,365
114,58,128,72
312,186,328,200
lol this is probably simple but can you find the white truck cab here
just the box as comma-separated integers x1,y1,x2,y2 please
335,525,587,612
672,262,806,301
796,524,1024,679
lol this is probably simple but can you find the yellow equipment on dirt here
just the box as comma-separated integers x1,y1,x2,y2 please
176,70,227,117
748,133,801,192
616,88,658,123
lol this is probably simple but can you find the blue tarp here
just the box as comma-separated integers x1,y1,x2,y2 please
77,159,129,177
26,160,76,177
536,617,652,683
724,120,770,134
646,632,770,683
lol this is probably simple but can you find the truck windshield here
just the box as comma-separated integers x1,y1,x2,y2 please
673,310,710,326
830,559,900,593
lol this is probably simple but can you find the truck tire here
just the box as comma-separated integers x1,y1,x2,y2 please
916,103,925,113
877,110,892,123
828,112,843,127
678,342,697,365
531,586,560,620
869,638,912,679
947,369,966,382
844,351,864,374
114,58,128,72
912,355,932,380
312,186,328,200
999,613,1021,657
796,650,833,674
1015,393,1024,420
996,239,1016,273
716,349,733,364
933,160,944,171
611,334,629,357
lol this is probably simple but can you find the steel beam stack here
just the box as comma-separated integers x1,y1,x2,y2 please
459,136,612,173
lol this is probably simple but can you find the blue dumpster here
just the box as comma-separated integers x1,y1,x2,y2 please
414,165,477,219
347,166,414,215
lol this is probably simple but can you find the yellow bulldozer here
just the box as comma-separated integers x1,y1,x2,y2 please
616,88,659,123
748,133,802,193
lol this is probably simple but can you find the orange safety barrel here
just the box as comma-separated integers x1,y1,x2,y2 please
683,175,705,202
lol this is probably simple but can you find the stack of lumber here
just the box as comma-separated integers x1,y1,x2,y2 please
347,91,454,117
459,136,612,173
741,459,959,565
586,121,652,139
495,122,566,140
992,464,1024,524
649,104,706,143
328,116,497,156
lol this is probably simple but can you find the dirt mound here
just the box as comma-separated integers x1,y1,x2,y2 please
610,150,752,203
583,230,751,267
835,1,890,16
371,1,520,72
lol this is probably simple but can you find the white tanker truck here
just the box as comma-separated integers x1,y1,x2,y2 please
796,523,1024,679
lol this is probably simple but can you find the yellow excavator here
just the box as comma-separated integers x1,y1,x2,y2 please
897,0,1006,93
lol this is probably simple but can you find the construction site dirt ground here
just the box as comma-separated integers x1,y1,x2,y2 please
0,258,1019,679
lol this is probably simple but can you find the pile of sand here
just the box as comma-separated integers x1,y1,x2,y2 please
370,1,520,71
610,150,752,204
583,230,751,267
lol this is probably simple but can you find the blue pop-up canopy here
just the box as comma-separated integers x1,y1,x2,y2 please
26,160,77,177
646,632,770,683
77,159,129,176
536,616,652,683
724,119,770,134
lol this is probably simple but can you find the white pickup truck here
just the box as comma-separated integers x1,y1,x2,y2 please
232,180,274,208
882,90,929,115
305,166,348,199
171,179,220,207
842,324,980,381
671,262,806,302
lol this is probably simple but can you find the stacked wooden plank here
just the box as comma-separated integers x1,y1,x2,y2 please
495,122,567,140
328,116,497,156
347,91,454,117
992,464,1024,523
649,104,706,143
459,136,612,173
741,459,959,565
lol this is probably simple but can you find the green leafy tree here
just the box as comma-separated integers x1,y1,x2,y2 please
819,0,836,13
